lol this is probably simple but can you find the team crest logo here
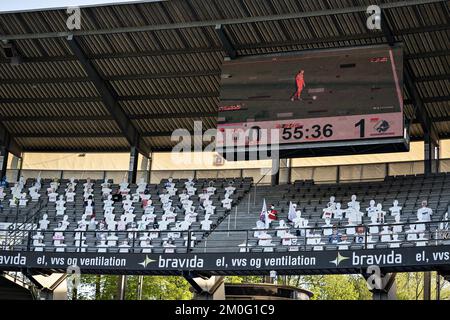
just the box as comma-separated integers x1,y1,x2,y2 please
374,120,390,133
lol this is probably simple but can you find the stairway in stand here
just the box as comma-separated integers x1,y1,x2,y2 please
195,185,279,253
0,274,34,300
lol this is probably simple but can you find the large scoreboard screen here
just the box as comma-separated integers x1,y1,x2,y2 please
216,45,407,158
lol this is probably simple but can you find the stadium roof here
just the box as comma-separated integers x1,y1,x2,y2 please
0,0,448,156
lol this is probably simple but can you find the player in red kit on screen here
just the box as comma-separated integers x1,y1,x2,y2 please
291,70,305,101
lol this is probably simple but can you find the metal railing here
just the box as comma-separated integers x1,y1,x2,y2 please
5,199,46,249
8,198,43,227
252,168,274,206
1,220,448,254
1,229,206,253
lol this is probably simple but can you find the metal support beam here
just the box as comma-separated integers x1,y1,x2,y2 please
424,129,439,175
66,36,150,156
215,24,236,59
117,275,127,300
423,132,433,175
271,159,280,186
10,153,23,182
140,153,151,183
279,159,290,184
0,122,22,158
128,146,139,184
147,153,153,184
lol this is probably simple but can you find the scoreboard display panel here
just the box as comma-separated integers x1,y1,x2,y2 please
216,45,407,158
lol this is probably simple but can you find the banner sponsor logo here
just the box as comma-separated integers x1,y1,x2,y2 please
1,246,449,273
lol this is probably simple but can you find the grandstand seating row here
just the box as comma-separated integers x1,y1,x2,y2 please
0,177,252,253
205,174,450,253
1,174,449,254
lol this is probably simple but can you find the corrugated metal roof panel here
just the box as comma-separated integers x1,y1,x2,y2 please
15,137,129,151
0,102,109,117
120,97,218,115
3,120,120,135
0,81,98,98
0,0,448,152
134,117,216,133
110,77,219,96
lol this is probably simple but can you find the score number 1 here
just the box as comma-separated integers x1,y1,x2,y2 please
355,119,365,138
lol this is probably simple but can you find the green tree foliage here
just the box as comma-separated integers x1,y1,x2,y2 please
225,276,264,284
76,275,192,300
75,273,449,300
396,272,450,300
301,275,360,300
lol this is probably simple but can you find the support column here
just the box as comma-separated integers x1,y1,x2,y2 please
17,154,23,181
0,147,8,180
10,153,23,181
436,141,441,173
140,155,149,183
436,273,441,300
140,153,151,183
423,272,432,300
364,272,397,300
271,159,280,186
137,275,144,300
372,280,397,300
128,146,138,184
185,274,225,300
278,159,290,185
424,132,439,175
117,275,127,300
148,153,153,184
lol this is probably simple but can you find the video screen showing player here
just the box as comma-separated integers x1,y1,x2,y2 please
217,45,403,146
